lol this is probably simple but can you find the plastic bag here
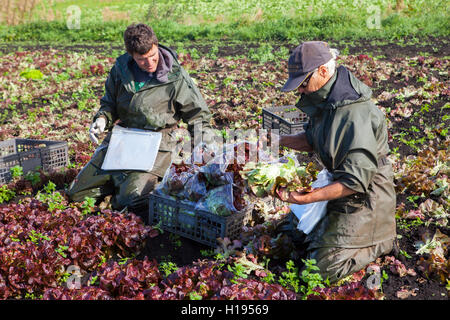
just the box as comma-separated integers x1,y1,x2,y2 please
156,165,195,199
290,168,333,234
183,172,208,202
199,162,233,187
195,184,237,216
190,142,220,166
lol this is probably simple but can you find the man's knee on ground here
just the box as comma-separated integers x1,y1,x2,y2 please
112,173,159,210
66,176,114,205
307,250,357,284
307,247,374,284
307,240,394,284
112,189,150,211
65,182,87,203
66,186,105,204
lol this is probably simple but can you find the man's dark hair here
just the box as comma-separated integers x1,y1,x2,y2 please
124,23,158,55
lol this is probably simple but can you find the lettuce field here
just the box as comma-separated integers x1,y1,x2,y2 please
0,0,449,302
0,38,448,301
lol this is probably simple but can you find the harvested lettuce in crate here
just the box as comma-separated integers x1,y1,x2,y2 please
196,184,237,217
156,163,196,198
200,162,233,186
183,172,207,202
155,142,257,216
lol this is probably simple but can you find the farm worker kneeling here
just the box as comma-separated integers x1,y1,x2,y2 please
67,23,214,221
275,41,397,283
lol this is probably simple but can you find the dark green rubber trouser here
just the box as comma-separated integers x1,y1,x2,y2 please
66,144,159,212
306,238,394,283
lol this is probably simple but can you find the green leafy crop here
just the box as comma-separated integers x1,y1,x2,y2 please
0,185,16,204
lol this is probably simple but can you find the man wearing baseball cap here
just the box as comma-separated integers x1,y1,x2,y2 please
275,41,397,283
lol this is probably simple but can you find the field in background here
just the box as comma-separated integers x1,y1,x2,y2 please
0,0,449,42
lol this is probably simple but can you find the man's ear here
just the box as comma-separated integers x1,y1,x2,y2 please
318,65,328,77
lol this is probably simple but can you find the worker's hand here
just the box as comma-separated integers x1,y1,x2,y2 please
276,186,291,202
89,117,106,145
276,186,308,204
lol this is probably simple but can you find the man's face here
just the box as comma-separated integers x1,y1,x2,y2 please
132,44,159,73
297,65,330,95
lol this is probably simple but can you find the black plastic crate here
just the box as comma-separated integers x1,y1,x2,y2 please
0,139,68,184
262,105,308,135
148,193,252,247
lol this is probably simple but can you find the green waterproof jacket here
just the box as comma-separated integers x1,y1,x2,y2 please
298,66,396,249
93,45,213,177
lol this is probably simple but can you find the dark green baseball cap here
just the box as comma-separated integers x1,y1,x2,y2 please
281,41,333,92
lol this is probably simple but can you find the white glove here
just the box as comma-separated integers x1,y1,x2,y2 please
89,117,106,145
